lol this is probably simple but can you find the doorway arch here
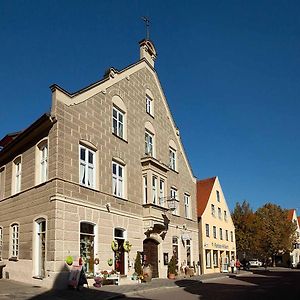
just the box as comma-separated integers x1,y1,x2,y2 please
143,238,159,278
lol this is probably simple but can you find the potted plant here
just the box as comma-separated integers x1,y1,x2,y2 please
168,255,177,279
134,252,142,281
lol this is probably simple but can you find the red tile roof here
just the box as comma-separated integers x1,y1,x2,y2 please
287,209,295,221
197,177,216,217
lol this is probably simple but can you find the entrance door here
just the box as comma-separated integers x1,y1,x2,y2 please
143,239,159,278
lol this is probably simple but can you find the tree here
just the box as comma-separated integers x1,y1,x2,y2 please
134,252,142,277
232,200,258,259
255,203,297,266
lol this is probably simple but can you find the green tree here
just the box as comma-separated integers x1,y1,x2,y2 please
134,252,142,276
255,203,297,266
232,200,258,259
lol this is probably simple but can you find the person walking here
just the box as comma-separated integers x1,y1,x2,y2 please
236,259,241,273
230,257,235,273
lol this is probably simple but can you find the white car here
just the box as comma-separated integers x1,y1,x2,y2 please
248,259,263,267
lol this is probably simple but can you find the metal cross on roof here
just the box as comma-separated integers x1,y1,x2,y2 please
141,16,150,40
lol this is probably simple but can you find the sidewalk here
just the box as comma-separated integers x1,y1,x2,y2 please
0,270,250,300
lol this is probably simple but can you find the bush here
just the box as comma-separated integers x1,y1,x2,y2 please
134,252,142,276
168,255,177,275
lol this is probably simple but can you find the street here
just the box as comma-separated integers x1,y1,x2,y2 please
118,268,300,300
0,268,299,300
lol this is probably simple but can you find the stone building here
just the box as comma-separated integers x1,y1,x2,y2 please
197,176,236,274
0,39,199,288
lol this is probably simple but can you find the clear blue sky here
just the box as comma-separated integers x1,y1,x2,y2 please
1,0,299,212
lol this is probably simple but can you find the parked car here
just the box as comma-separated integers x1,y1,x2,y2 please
248,259,263,267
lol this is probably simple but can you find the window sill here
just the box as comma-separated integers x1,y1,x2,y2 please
33,276,44,280
113,195,128,202
79,184,98,192
169,167,179,174
146,112,154,119
112,132,128,143
8,257,18,262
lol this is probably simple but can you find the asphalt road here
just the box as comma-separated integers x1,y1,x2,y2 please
119,268,300,300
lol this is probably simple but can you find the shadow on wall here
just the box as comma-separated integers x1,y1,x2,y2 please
28,265,152,300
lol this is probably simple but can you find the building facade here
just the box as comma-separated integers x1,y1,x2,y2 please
0,40,199,288
197,177,236,274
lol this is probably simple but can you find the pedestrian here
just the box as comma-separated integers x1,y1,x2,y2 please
230,257,235,273
236,259,241,273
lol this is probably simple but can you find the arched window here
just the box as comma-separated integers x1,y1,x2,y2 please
169,140,177,171
145,89,154,116
34,218,46,278
10,223,19,258
12,157,21,194
36,139,48,184
112,95,127,140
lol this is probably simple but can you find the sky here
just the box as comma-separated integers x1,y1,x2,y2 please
0,0,299,212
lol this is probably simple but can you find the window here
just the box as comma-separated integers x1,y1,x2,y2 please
112,106,124,138
219,228,223,240
224,210,227,221
216,190,220,202
112,161,124,198
225,230,229,241
213,250,218,267
159,179,164,206
80,222,95,276
143,176,148,204
230,231,234,242
11,223,19,258
39,142,48,183
184,194,191,219
0,167,4,200
145,130,154,156
0,226,3,260
13,157,22,194
79,145,95,188
211,204,215,216
218,207,222,219
169,148,176,170
213,226,217,239
35,219,46,278
205,224,210,237
146,94,153,115
152,176,157,204
186,240,191,267
170,187,179,215
206,250,211,268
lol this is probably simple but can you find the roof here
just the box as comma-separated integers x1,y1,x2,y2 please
298,216,300,226
0,131,22,148
197,177,217,217
287,209,295,221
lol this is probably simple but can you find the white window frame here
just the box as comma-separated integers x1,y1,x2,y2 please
39,143,48,183
79,145,96,188
169,147,176,171
143,175,148,204
112,106,124,139
152,175,157,204
13,157,22,194
112,161,124,198
206,250,211,268
146,94,153,115
159,179,164,206
184,193,191,219
0,226,3,260
145,130,154,156
0,167,5,200
11,223,19,258
170,187,179,215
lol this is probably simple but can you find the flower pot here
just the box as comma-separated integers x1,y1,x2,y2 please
168,273,176,280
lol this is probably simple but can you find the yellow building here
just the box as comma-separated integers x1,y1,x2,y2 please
197,177,236,274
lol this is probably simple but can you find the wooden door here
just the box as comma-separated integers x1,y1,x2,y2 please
143,239,159,278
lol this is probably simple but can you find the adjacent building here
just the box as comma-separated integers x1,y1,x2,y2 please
0,39,199,288
197,177,236,274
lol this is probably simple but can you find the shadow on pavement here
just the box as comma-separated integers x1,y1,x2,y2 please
175,269,300,300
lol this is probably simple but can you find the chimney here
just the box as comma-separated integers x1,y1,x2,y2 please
139,39,157,68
